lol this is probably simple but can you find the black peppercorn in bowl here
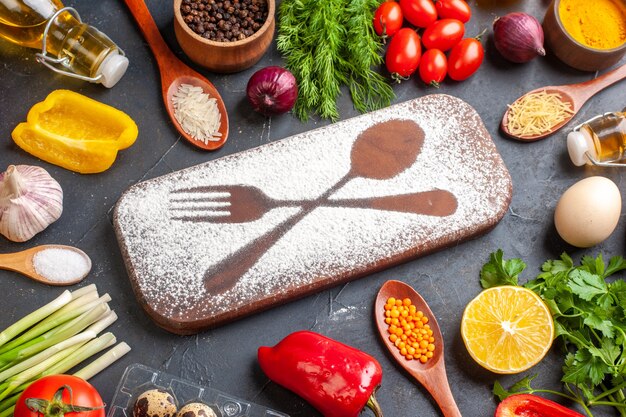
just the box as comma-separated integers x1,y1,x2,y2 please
174,0,275,73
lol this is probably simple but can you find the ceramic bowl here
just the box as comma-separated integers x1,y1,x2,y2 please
173,0,275,73
543,0,626,71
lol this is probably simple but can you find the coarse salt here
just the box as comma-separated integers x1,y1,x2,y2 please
32,248,91,283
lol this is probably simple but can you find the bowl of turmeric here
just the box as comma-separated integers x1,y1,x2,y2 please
543,0,626,71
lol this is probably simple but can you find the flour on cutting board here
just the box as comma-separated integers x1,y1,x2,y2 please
115,95,512,323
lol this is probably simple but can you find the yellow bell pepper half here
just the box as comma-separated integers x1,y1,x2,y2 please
12,90,138,174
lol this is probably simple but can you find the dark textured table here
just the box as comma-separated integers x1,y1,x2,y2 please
1,0,625,416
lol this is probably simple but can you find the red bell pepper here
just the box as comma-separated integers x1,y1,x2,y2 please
496,394,586,417
258,330,384,417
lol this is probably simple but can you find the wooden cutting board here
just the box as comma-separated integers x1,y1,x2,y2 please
114,95,512,334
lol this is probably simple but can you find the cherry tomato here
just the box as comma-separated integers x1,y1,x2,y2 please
386,28,422,79
447,37,484,81
373,2,403,38
15,375,104,417
399,0,437,28
422,19,465,51
419,49,447,87
435,0,471,23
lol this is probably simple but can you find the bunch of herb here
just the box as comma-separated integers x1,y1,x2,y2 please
481,250,626,417
276,0,394,121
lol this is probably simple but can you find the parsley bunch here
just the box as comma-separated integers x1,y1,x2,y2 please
481,250,626,416
277,0,394,121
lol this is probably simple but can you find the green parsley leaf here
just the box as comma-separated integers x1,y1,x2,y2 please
582,311,614,339
541,253,574,274
568,270,607,302
562,349,609,387
609,280,626,310
492,375,537,401
605,256,626,278
581,255,599,274
480,249,526,289
492,381,509,401
589,338,620,368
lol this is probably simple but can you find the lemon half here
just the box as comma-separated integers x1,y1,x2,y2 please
461,286,554,374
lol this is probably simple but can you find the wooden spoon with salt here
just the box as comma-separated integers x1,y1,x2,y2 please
123,0,229,151
0,245,92,286
501,63,626,142
375,280,461,417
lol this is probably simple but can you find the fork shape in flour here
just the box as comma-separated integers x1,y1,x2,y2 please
169,184,457,223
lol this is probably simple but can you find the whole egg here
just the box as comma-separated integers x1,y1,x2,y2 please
554,176,621,248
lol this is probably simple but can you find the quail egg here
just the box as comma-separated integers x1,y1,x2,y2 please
176,402,218,417
133,389,178,417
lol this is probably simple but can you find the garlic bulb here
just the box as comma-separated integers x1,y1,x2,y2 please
0,165,63,242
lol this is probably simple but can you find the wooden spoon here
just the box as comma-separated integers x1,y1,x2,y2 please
375,280,462,417
501,63,626,142
123,0,229,151
0,245,91,286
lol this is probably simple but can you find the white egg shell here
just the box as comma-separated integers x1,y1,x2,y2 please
554,176,621,248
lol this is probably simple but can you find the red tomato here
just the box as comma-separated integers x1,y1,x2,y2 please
435,0,471,23
373,2,403,38
15,375,104,417
422,19,465,51
419,49,447,87
399,0,437,28
386,28,422,79
447,37,484,81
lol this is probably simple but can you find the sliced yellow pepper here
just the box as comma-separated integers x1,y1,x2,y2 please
12,90,138,174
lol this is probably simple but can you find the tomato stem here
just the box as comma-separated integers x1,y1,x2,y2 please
474,28,488,42
25,385,104,417
391,73,410,83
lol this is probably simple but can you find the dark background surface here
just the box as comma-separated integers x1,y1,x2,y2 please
1,0,625,416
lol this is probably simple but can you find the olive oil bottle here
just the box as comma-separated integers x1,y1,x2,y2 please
0,0,128,87
568,111,626,166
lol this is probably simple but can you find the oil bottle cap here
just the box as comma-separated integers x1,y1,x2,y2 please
567,130,592,166
98,52,129,88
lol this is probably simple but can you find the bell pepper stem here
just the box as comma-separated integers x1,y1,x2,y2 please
366,393,384,417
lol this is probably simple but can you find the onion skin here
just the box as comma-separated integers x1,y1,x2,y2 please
493,12,546,63
246,66,298,116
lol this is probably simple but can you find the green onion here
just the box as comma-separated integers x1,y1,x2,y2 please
74,342,131,380
0,292,105,356
0,343,83,401
0,291,72,348
0,332,95,382
46,333,116,376
0,302,108,367
0,284,129,413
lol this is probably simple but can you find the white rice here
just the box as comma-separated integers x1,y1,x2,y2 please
172,83,222,144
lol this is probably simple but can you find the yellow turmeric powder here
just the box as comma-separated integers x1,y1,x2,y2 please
559,0,626,50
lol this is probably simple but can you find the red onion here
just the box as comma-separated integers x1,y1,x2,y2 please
493,12,546,63
246,66,298,116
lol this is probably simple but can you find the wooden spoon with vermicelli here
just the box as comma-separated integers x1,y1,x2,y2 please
501,63,626,141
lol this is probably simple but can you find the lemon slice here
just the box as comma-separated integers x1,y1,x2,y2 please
461,286,554,374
